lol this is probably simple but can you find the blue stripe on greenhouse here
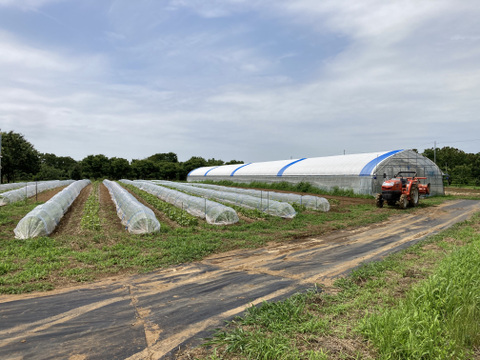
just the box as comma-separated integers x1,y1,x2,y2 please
204,166,220,176
230,163,252,176
277,158,307,177
359,150,403,176
187,169,197,176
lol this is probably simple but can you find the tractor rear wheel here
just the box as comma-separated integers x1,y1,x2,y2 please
375,194,384,208
409,186,419,207
399,194,408,209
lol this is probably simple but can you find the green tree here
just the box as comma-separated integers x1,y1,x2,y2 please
180,156,208,180
38,153,77,180
81,154,111,179
1,131,40,183
158,162,180,180
131,159,159,179
70,164,83,180
450,164,471,185
147,152,178,163
37,164,65,180
206,158,224,166
225,160,244,165
109,157,131,180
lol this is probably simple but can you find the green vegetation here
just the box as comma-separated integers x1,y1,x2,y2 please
195,212,480,360
360,221,480,359
0,183,402,294
80,181,101,231
2,130,480,185
202,179,372,199
122,183,199,227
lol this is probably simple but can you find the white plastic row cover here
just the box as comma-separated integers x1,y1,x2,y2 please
14,180,91,239
152,180,297,218
122,180,239,225
0,182,28,192
104,180,160,234
0,180,75,206
184,183,330,212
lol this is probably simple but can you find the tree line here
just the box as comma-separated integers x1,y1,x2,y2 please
422,146,480,186
0,131,242,183
1,131,479,185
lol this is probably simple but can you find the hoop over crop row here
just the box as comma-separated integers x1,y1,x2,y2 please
122,180,239,225
0,180,75,206
14,180,91,239
104,180,160,234
152,180,297,218
0,182,28,193
184,183,330,212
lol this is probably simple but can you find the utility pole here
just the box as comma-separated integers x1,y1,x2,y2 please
434,140,437,164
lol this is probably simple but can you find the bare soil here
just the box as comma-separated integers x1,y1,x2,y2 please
51,185,91,237
445,186,480,197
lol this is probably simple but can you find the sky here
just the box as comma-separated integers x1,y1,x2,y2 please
1,0,480,163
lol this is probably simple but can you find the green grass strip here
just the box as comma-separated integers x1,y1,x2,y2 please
200,179,372,199
359,224,480,359
121,183,198,227
80,181,101,231
206,289,330,360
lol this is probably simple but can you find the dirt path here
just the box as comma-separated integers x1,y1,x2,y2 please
0,199,479,360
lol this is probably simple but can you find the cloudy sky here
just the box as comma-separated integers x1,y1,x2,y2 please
1,0,479,163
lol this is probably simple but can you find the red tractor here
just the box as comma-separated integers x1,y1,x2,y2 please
376,171,430,209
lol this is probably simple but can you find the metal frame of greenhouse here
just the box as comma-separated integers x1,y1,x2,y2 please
187,150,444,196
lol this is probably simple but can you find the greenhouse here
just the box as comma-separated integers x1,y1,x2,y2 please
153,180,297,218
104,180,160,234
14,180,90,239
187,150,444,196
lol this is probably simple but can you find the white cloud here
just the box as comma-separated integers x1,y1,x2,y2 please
1,0,480,162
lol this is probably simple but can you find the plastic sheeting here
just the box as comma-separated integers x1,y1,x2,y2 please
181,183,330,212
152,180,297,218
14,180,91,239
187,150,404,178
104,180,160,234
0,182,28,192
121,180,239,225
0,180,75,206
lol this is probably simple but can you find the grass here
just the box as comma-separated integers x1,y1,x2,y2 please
359,221,480,359
122,182,199,227
0,183,400,294
190,212,480,360
81,180,101,231
201,180,373,199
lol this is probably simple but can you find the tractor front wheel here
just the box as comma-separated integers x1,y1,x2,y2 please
375,194,384,208
399,194,408,209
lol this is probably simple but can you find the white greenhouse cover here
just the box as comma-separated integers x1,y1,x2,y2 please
121,180,239,225
153,180,297,218
188,150,404,178
14,180,91,239
0,180,75,206
184,183,330,212
104,180,160,234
